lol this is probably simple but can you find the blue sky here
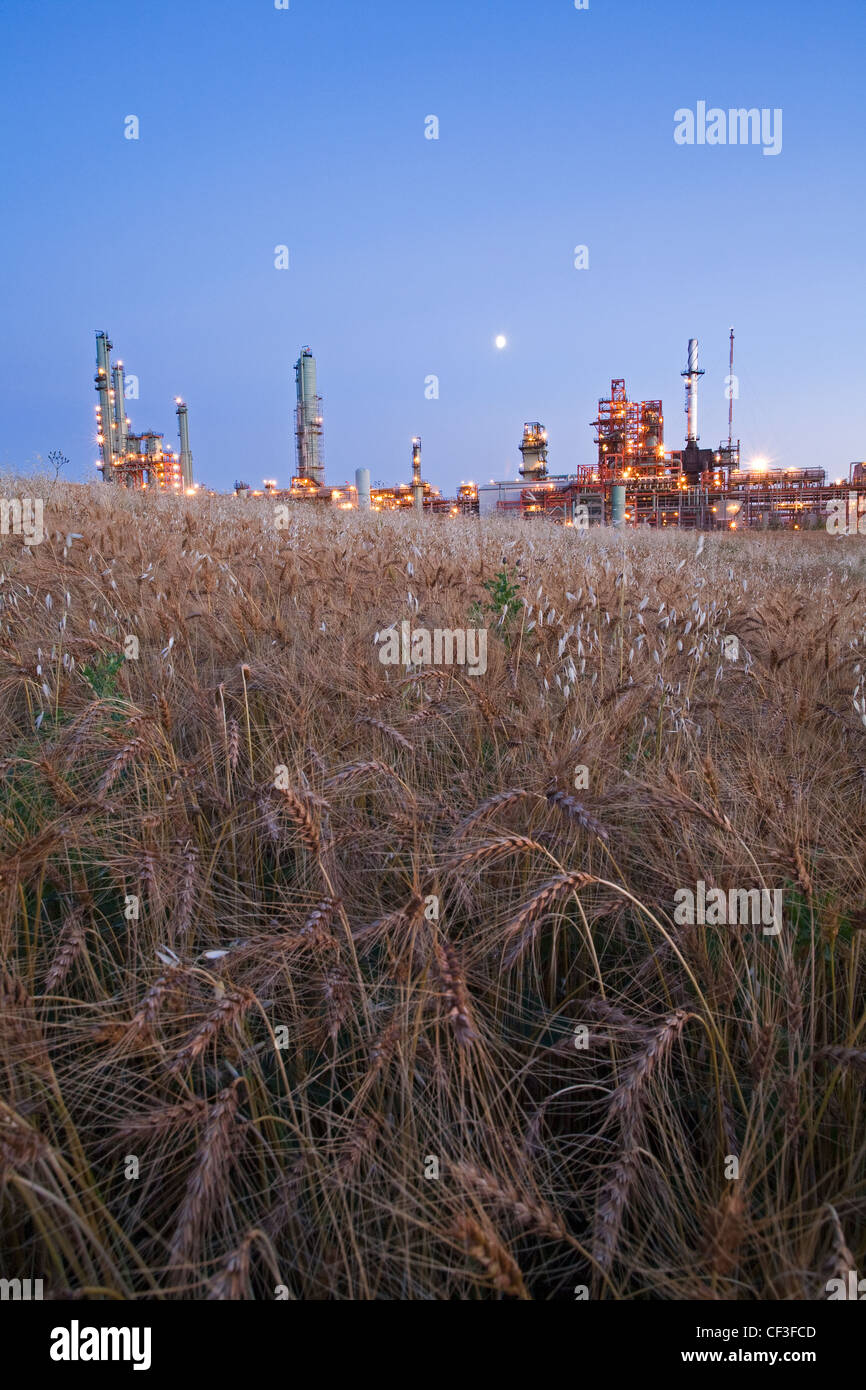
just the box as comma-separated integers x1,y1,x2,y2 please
0,0,863,494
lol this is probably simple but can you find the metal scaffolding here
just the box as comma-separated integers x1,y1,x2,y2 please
592,380,665,482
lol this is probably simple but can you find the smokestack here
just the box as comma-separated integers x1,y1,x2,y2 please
294,347,325,487
176,399,194,489
411,437,424,511
95,332,117,482
688,338,699,442
355,467,371,511
682,338,704,444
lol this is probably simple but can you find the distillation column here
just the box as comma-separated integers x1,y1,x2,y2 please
112,361,128,469
411,437,424,511
519,422,549,477
95,332,118,481
294,347,325,487
176,399,194,489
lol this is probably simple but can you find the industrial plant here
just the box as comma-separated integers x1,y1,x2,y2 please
91,330,863,530
94,331,195,491
474,334,820,528
235,348,476,515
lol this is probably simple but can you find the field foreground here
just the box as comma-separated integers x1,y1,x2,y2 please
1,483,865,1300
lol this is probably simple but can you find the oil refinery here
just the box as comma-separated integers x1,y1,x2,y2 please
94,332,196,491
239,335,859,528
91,331,864,530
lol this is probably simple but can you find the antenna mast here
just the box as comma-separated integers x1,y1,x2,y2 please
728,327,735,450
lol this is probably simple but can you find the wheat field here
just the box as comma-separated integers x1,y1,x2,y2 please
1,480,864,1300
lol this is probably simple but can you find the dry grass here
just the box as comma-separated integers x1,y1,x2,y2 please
1,479,865,1300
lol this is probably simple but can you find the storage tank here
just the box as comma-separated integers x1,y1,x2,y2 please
355,467,371,511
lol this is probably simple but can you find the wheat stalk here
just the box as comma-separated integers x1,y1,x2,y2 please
502,871,596,966
453,1215,530,1299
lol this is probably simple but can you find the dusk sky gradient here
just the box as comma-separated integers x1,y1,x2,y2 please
1,0,864,494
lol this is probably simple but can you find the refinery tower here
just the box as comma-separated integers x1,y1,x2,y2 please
94,331,194,491
294,347,325,488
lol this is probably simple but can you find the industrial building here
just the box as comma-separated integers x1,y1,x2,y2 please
476,331,865,531
240,352,473,513
94,332,195,491
88,331,863,529
593,383,666,480
478,422,601,521
230,334,864,531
